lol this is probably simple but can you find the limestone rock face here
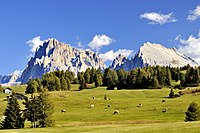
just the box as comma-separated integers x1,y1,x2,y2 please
20,38,105,83
111,42,198,70
109,54,127,70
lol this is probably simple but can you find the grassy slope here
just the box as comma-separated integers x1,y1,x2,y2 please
0,84,200,132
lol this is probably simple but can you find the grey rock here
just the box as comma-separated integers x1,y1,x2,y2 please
20,38,105,84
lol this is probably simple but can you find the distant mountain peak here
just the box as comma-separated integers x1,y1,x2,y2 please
0,70,22,86
111,42,198,70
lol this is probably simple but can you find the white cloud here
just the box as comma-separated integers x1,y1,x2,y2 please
140,12,177,25
99,49,133,62
187,5,200,21
88,34,113,51
177,32,200,64
26,36,44,53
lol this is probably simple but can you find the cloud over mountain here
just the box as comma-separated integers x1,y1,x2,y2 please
99,49,133,62
26,36,44,53
88,34,113,51
140,12,177,25
177,32,200,64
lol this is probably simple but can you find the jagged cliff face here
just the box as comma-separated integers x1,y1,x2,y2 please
110,54,127,69
111,42,198,70
20,38,105,83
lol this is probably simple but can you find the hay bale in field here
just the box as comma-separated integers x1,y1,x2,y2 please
113,110,119,115
90,104,95,108
61,109,66,113
137,103,142,107
162,108,168,112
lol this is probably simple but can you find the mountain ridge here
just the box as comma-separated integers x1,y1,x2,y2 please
110,42,198,70
0,40,199,85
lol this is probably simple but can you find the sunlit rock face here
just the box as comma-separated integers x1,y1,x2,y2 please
110,42,198,70
20,38,105,84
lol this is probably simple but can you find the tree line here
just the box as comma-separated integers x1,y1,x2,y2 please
25,70,74,94
25,64,200,92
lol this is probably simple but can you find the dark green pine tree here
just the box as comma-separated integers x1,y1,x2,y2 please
78,73,85,90
25,79,39,94
185,102,200,121
37,92,54,127
151,76,159,89
165,68,172,86
94,73,103,87
24,92,54,128
60,77,68,91
55,77,61,91
23,95,40,128
89,67,96,84
117,69,128,89
66,77,71,90
106,69,118,90
1,95,24,129
84,68,91,84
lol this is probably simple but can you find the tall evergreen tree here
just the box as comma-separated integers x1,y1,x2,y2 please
25,79,40,94
66,77,71,90
94,72,103,87
78,73,85,90
60,77,68,91
103,68,110,86
127,69,137,89
84,71,90,84
1,95,24,129
106,69,118,90
117,69,128,89
165,67,172,85
78,72,85,84
89,67,96,84
37,92,54,127
23,95,40,128
24,92,54,128
151,76,159,89
55,77,61,91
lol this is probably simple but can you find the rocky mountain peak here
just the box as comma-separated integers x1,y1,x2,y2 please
137,42,198,67
20,39,105,83
111,42,198,70
110,54,127,69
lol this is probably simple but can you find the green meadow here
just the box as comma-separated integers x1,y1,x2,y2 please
0,84,200,132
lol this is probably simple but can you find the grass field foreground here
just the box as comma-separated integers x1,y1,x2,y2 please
0,85,200,132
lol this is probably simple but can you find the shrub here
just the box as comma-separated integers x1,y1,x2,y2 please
169,89,175,98
185,102,200,121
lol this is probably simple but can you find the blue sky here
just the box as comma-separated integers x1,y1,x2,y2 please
0,0,199,75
